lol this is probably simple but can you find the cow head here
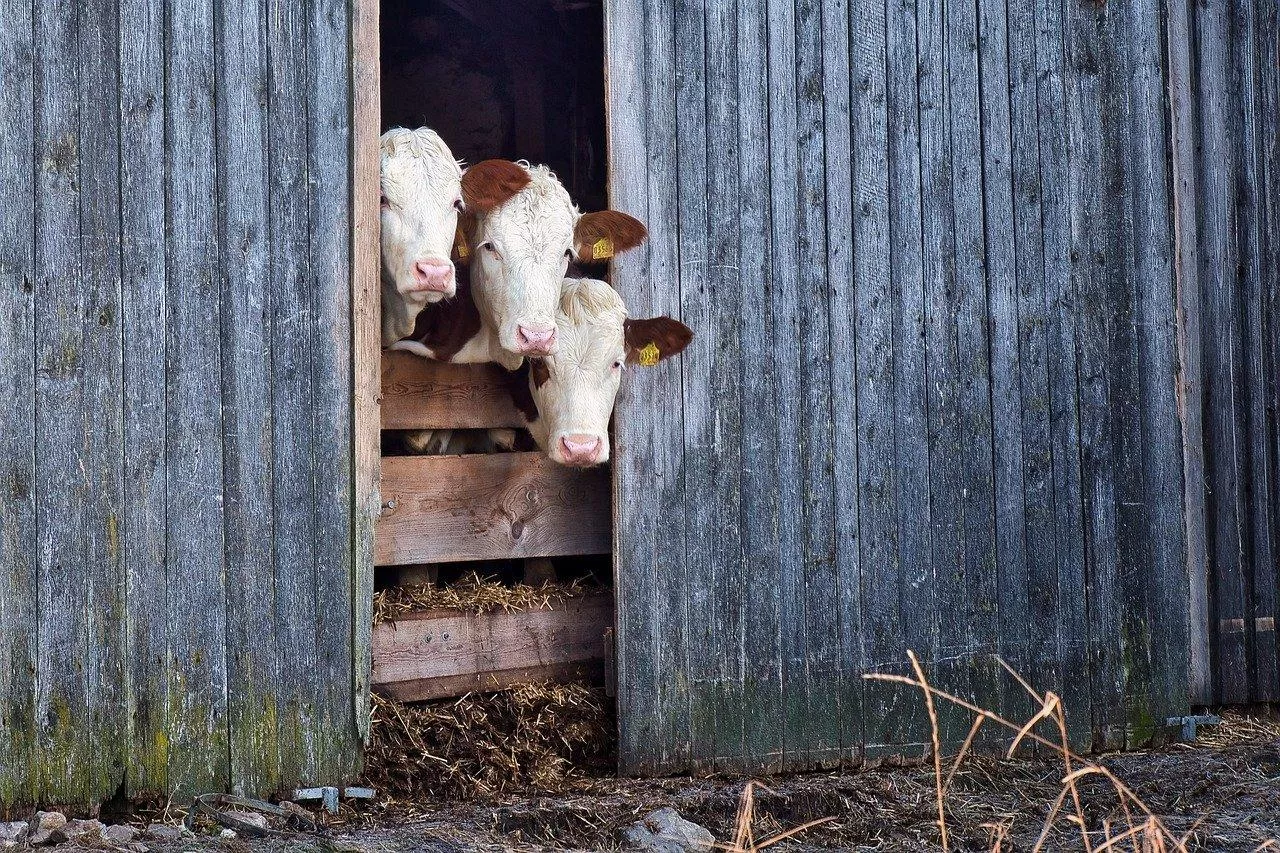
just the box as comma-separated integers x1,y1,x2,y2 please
379,128,528,345
512,278,692,467
465,164,647,357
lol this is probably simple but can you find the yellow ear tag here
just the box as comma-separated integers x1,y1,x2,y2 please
454,227,470,259
637,341,661,367
591,236,615,261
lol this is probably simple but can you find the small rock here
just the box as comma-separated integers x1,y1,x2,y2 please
52,818,105,844
104,824,140,845
218,828,238,840
222,810,269,832
27,811,67,846
144,824,183,841
0,823,26,844
621,808,714,853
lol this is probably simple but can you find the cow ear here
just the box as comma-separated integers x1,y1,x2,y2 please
623,316,693,366
461,160,530,212
574,211,648,263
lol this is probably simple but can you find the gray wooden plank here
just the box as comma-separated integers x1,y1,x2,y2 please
33,0,91,800
216,0,281,794
945,0,1000,731
885,0,935,754
1125,0,1191,727
673,0,715,770
78,0,127,798
735,0,785,773
1032,0,1092,751
793,0,839,768
847,0,904,759
702,0,745,770
978,0,1033,732
351,0,381,751
823,0,864,763
165,0,230,792
119,0,170,798
640,0,691,773
267,0,321,781
308,0,357,783
916,0,969,745
1063,0,1129,749
764,0,808,767
1194,0,1249,706
1165,0,1211,706
1006,0,1060,732
1233,0,1277,703
0,0,38,805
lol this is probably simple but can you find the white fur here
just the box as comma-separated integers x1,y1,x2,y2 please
525,278,629,465
470,164,578,354
380,127,464,345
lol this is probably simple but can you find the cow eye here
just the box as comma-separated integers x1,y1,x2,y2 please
453,198,464,212
481,241,501,259
380,194,390,209
564,248,573,259
612,359,625,371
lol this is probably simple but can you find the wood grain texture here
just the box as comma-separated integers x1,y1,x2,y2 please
377,453,611,565
352,0,381,749
0,0,37,804
381,353,525,429
607,0,1197,773
371,595,613,701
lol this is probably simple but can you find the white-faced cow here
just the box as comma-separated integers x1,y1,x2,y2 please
507,277,693,467
463,164,648,358
379,127,529,345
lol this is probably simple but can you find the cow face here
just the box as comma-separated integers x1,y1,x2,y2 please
379,128,528,345
517,278,692,467
467,165,647,358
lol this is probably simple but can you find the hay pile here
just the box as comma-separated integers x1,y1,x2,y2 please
372,573,597,623
363,685,614,801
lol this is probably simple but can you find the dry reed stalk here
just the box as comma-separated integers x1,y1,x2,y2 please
907,650,949,853
866,656,1197,853
715,781,835,853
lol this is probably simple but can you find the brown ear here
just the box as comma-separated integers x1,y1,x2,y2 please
574,211,648,263
451,214,477,265
461,160,530,212
623,316,693,366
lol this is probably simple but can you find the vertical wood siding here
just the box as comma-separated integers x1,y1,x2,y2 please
0,0,360,805
608,0,1192,773
1175,0,1280,706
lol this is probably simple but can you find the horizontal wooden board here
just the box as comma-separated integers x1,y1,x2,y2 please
371,594,614,701
376,452,611,564
381,350,525,430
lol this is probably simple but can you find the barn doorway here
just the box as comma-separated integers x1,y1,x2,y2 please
364,0,620,796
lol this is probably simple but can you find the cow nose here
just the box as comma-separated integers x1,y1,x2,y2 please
558,434,602,466
516,325,557,354
412,258,454,293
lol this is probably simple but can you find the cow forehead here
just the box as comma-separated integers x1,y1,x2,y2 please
551,278,628,367
380,128,462,202
482,165,577,246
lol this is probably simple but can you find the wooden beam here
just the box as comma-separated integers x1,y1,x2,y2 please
352,0,381,743
371,594,614,702
375,452,611,565
380,351,526,430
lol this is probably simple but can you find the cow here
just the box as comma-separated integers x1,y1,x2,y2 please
379,127,529,346
460,163,648,357
507,277,693,467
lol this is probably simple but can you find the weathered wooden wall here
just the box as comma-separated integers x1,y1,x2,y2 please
608,0,1190,773
0,0,364,805
1173,0,1280,706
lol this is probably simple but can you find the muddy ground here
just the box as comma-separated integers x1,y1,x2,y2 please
121,713,1280,853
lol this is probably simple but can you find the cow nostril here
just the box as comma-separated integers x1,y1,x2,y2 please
560,434,601,463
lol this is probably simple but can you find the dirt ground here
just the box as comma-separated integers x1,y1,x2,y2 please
127,712,1280,853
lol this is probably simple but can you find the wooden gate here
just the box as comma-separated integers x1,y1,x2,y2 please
606,0,1190,774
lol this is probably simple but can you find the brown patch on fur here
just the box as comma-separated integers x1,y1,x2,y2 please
506,360,541,423
529,359,551,389
623,316,694,364
399,266,484,362
573,211,648,262
461,159,531,212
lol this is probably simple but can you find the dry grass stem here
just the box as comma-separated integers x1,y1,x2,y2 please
907,650,950,853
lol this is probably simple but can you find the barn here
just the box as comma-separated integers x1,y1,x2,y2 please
0,0,1277,806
